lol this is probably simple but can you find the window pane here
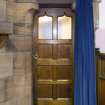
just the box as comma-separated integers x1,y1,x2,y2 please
58,16,72,39
38,16,52,39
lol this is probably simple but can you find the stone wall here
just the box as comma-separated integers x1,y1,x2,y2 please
0,0,6,21
0,0,38,105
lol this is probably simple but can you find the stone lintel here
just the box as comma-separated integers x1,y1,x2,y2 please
0,22,13,34
0,52,13,79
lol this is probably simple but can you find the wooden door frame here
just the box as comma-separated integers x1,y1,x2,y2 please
32,4,75,105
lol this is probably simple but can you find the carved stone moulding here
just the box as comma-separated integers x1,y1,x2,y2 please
0,22,13,48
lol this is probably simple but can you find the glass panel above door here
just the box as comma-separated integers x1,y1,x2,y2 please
58,16,72,39
38,16,53,39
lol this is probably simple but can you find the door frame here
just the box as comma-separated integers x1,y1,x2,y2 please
32,4,75,105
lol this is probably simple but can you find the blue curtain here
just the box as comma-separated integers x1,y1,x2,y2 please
74,0,96,105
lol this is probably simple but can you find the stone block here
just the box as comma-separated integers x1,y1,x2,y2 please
11,36,25,51
7,0,16,22
14,23,33,35
24,86,32,105
14,86,26,104
13,86,32,105
25,73,32,86
15,3,38,23
0,80,5,102
0,53,13,79
25,52,32,70
6,86,14,100
5,77,14,100
14,52,25,69
0,22,13,34
24,24,33,34
0,80,5,89
14,68,26,77
11,35,32,51
14,23,26,35
0,99,16,105
0,89,5,102
24,36,32,51
0,0,6,21
13,75,26,86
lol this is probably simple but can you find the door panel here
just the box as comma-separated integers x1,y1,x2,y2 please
33,8,73,105
56,66,72,80
38,84,53,98
57,84,72,98
38,45,52,58
37,66,53,80
57,44,71,58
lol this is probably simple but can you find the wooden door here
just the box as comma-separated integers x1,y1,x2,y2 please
33,8,73,105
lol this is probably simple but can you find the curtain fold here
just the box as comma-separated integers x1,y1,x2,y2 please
74,0,96,105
